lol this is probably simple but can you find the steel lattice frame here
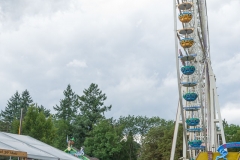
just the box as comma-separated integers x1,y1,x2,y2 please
170,0,226,159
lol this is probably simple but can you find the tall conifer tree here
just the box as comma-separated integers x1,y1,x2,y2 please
1,90,33,132
73,83,112,146
20,89,33,117
53,84,78,121
78,83,112,130
1,91,21,125
53,84,78,149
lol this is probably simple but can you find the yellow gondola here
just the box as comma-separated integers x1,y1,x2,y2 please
179,11,192,23
180,38,194,48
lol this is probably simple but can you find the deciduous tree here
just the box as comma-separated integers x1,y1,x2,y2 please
22,105,56,145
84,119,123,160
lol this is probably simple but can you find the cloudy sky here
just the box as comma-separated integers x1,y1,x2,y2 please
0,0,239,125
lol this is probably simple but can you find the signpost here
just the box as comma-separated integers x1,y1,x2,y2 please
0,149,27,159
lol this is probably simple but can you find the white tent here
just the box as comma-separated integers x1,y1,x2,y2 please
0,132,80,160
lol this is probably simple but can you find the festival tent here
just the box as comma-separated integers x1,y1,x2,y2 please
0,132,80,160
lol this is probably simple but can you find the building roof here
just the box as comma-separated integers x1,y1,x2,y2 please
0,132,80,160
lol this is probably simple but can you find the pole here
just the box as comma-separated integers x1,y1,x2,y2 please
19,108,23,135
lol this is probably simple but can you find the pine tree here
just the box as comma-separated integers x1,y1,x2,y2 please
0,90,33,132
1,91,21,129
53,84,78,121
0,115,9,132
78,83,112,131
73,83,112,146
36,104,51,117
53,84,78,149
20,90,33,117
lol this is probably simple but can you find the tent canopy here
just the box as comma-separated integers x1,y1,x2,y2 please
0,132,80,160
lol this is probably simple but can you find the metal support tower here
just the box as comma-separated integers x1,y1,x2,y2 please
170,0,226,159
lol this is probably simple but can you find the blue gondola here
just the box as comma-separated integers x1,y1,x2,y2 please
186,118,200,126
181,65,195,75
188,139,202,147
183,93,198,101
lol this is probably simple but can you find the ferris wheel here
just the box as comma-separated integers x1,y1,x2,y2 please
170,0,226,159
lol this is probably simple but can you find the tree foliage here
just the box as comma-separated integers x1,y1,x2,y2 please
1,91,21,126
53,84,78,149
0,116,10,132
223,119,240,152
0,90,33,132
53,84,78,121
138,120,183,160
53,119,75,150
73,83,112,147
77,83,112,131
118,115,165,144
20,90,33,117
22,105,56,145
84,119,124,160
37,104,51,117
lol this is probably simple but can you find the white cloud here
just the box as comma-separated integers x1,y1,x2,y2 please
67,60,87,68
221,102,240,125
214,53,240,84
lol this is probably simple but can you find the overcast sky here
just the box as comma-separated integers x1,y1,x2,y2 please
0,0,239,125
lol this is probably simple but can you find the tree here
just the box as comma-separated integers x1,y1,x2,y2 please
53,84,78,149
118,116,164,144
78,83,112,129
53,119,74,150
118,115,138,136
11,119,20,134
20,90,33,117
22,105,56,145
120,130,140,160
41,116,56,145
0,90,33,132
223,120,240,152
36,104,51,117
73,83,112,146
116,116,165,160
117,115,140,160
0,116,9,132
84,119,124,160
138,120,182,160
9,105,49,135
53,84,78,121
1,91,21,132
